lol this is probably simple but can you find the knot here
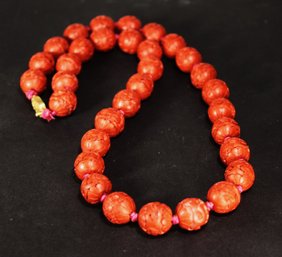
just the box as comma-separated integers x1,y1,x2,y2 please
25,89,37,100
172,215,179,225
100,193,107,202
115,34,119,40
205,201,214,211
41,109,56,122
130,212,138,222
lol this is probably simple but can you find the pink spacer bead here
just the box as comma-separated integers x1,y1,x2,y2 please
25,89,37,100
100,193,107,202
118,109,125,115
130,212,138,222
82,173,90,179
237,185,243,193
205,201,214,211
115,34,119,40
41,109,56,122
172,215,179,225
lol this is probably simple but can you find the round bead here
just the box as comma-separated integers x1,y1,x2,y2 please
94,108,125,137
126,73,154,100
176,198,209,231
102,192,136,224
211,117,240,145
89,15,115,31
202,79,230,105
220,137,250,165
175,47,202,73
74,152,105,180
142,22,166,41
161,33,186,58
137,39,163,60
51,71,78,92
138,202,172,236
28,52,55,74
81,173,112,204
116,15,142,31
20,69,47,94
63,23,89,41
225,159,255,191
56,53,82,75
90,28,116,51
112,89,141,117
81,129,111,156
191,63,217,89
208,98,236,123
49,91,77,117
43,36,69,58
118,29,143,54
69,38,94,62
137,57,164,81
207,181,241,213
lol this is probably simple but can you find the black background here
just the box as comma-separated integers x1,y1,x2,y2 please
1,0,282,256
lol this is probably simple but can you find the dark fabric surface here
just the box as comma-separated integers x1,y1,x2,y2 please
0,0,281,256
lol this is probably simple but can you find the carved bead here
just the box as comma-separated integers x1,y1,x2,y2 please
175,47,202,73
90,28,116,51
137,57,164,81
89,15,115,31
142,22,166,41
63,23,89,41
43,36,69,58
191,63,217,89
56,53,82,75
69,38,94,62
49,91,77,117
116,15,142,31
161,33,186,58
208,98,236,123
51,71,78,92
118,29,143,54
202,79,230,105
29,52,55,74
20,69,47,94
137,39,163,60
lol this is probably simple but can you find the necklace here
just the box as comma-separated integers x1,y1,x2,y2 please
20,15,255,236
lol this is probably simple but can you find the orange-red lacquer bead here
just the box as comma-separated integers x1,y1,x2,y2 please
20,69,47,94
69,38,94,62
161,33,186,58
118,29,144,54
137,57,164,81
49,91,77,117
142,22,166,41
29,52,55,74
175,47,202,73
90,28,116,51
89,15,115,31
116,15,142,31
51,71,78,92
202,79,230,105
43,36,69,58
137,39,163,60
56,53,82,75
208,98,236,123
63,23,89,41
191,63,217,89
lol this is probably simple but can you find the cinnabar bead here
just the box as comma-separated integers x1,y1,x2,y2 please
225,159,255,191
126,73,154,100
51,71,78,92
191,63,217,89
176,198,209,231
202,79,230,105
90,28,116,51
89,15,115,31
118,29,144,54
94,108,125,137
138,202,172,236
74,152,105,180
116,15,142,31
137,39,163,60
56,53,82,75
28,52,55,74
142,22,166,41
207,181,241,213
49,91,77,117
63,23,89,41
20,69,47,94
175,47,202,73
81,173,112,204
208,98,236,123
220,137,250,165
211,117,240,145
161,33,186,58
81,129,111,156
102,192,136,224
137,57,164,81
112,89,141,117
43,36,69,58
69,38,94,62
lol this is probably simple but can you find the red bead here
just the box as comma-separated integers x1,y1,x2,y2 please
116,15,141,31
20,69,47,94
81,173,112,204
89,15,115,31
138,202,172,236
211,117,240,145
81,129,111,156
191,63,217,89
49,91,77,117
142,22,166,41
137,39,163,60
161,33,186,58
220,137,250,165
207,181,241,213
208,98,236,123
225,159,255,191
51,71,78,92
43,36,69,58
118,29,143,54
74,152,105,180
69,38,94,62
90,28,116,51
126,73,154,100
112,89,141,117
202,79,230,105
175,47,202,73
56,53,82,75
94,108,125,137
137,57,164,81
102,192,136,224
63,23,89,41
28,52,55,74
176,198,209,231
